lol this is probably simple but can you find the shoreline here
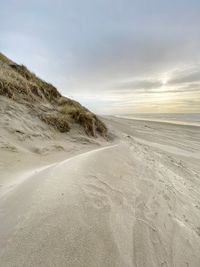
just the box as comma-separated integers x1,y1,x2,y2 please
114,115,200,127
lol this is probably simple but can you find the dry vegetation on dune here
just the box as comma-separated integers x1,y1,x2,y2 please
0,53,107,137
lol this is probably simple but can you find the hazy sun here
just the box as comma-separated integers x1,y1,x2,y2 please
161,79,168,86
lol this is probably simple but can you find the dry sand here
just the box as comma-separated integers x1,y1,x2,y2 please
0,112,200,267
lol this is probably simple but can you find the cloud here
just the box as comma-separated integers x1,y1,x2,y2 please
115,79,162,90
169,68,200,84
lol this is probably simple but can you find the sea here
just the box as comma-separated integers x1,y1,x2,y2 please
115,113,200,126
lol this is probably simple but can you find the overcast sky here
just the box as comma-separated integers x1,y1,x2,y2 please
1,0,200,114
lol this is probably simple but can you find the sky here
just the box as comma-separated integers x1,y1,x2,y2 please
1,0,200,114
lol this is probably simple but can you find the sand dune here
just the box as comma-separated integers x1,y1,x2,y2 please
1,117,200,266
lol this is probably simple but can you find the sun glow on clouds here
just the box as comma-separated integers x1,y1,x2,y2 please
162,80,167,86
161,75,169,86
71,66,200,114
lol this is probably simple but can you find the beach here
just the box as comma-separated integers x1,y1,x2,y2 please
0,115,200,267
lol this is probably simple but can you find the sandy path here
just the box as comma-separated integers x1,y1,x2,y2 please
1,118,200,267
0,143,122,266
0,144,118,199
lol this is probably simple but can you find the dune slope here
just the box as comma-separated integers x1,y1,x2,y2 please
0,52,107,137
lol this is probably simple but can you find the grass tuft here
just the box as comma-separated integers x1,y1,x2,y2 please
40,113,70,133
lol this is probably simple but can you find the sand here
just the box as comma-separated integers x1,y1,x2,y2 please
0,112,200,267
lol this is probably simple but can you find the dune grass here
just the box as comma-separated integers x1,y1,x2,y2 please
0,53,107,137
40,113,70,133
